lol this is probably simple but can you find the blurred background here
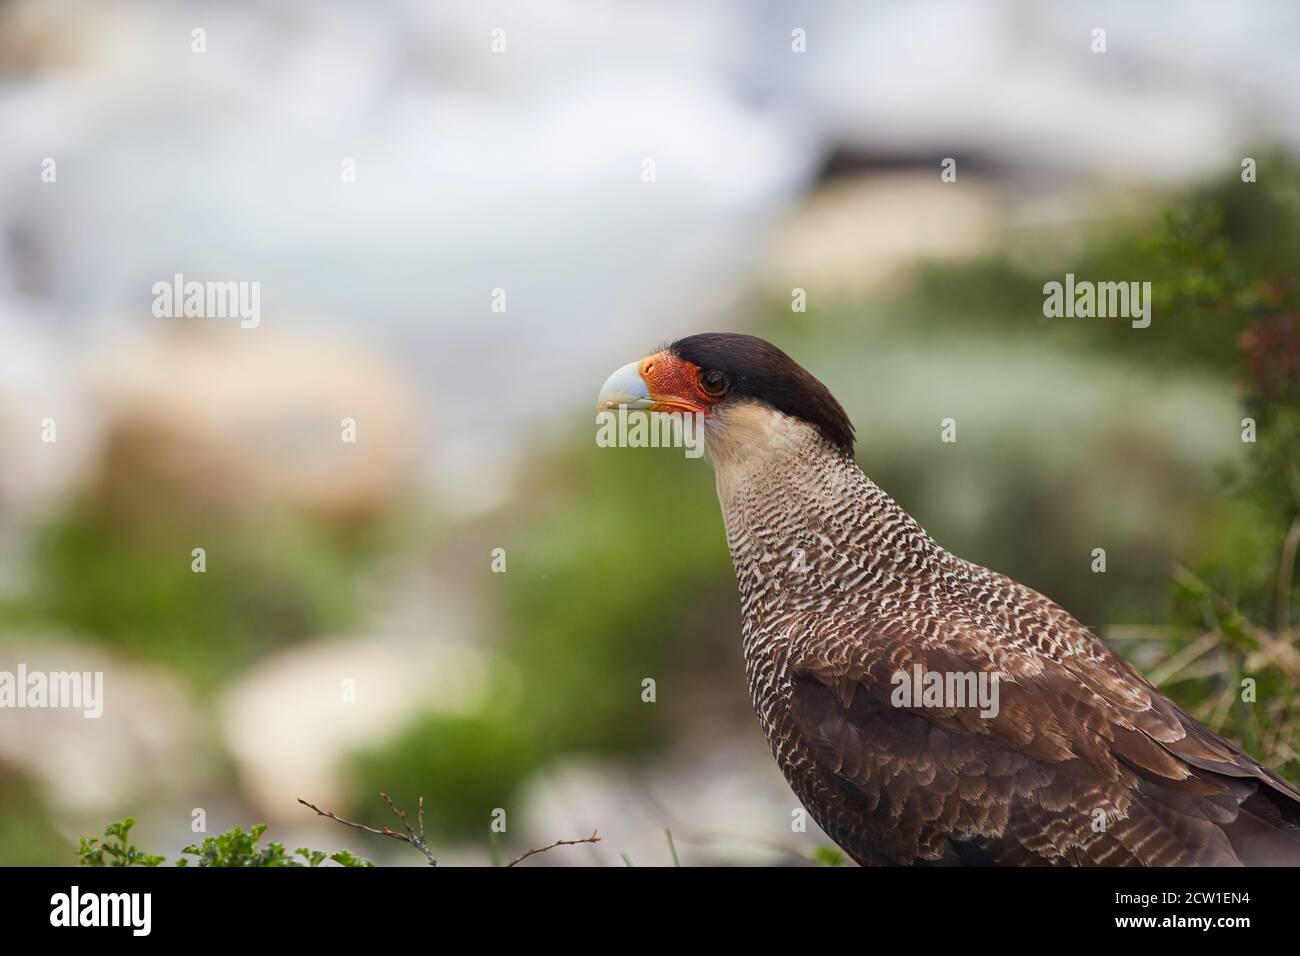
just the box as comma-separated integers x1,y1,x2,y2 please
1,0,1298,865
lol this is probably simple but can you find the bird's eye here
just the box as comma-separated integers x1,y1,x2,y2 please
698,368,729,398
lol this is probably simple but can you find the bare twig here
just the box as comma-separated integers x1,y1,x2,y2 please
505,831,601,867
301,793,600,867
298,793,438,866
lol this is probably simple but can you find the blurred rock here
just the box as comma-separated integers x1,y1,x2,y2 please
0,309,100,594
88,324,420,523
0,635,200,815
758,171,1003,299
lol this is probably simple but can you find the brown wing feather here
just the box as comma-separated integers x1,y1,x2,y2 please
787,585,1300,865
968,562,1300,807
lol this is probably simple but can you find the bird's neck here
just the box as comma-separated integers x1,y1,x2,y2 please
708,412,943,631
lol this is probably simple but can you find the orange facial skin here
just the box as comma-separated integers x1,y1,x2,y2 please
638,351,717,415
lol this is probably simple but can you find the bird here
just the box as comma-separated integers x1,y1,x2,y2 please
597,331,1300,866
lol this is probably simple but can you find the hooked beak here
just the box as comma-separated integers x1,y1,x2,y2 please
597,361,654,410
597,353,706,414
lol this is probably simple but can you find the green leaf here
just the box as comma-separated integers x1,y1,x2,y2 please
812,846,846,867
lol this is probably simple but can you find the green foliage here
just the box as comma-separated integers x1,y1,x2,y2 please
812,846,847,867
328,850,373,868
80,819,372,868
500,442,727,754
179,824,299,867
892,162,1299,376
78,819,164,867
26,508,369,685
1144,204,1300,783
349,713,533,842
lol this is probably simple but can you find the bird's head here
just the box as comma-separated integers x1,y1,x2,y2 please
596,332,854,463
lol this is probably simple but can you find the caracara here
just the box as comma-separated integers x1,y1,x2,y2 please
598,332,1300,866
